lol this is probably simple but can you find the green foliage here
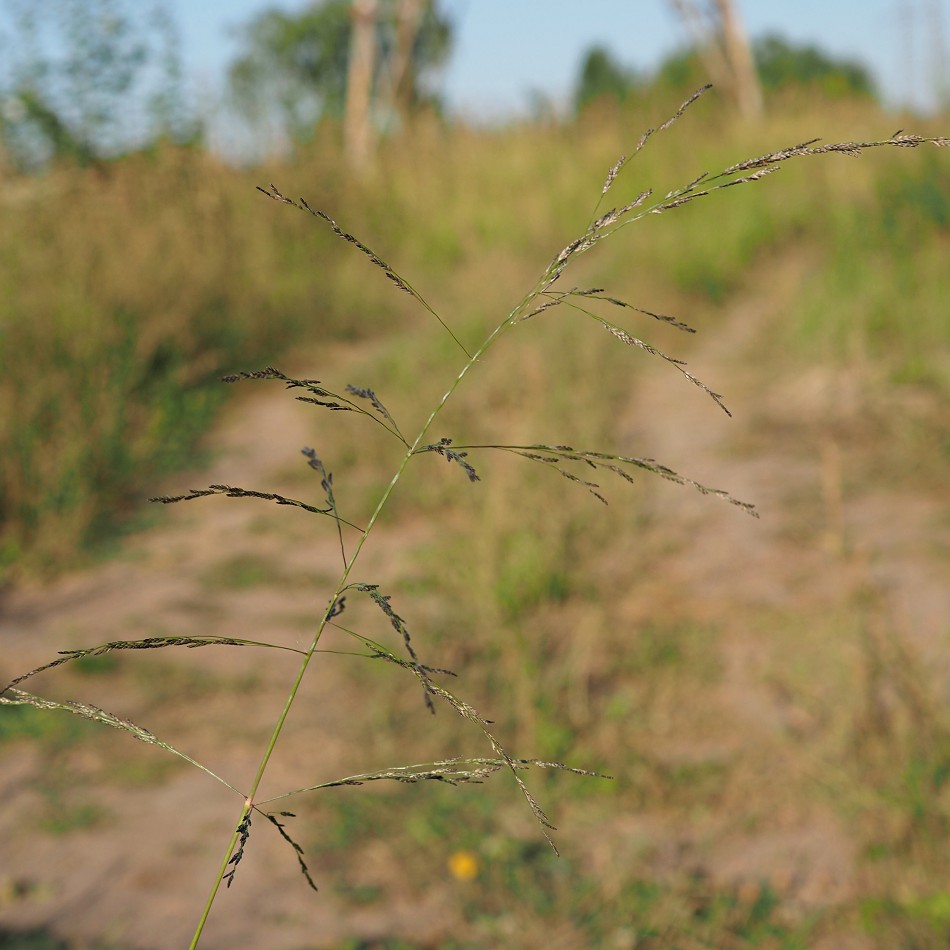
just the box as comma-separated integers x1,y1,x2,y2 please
227,0,453,141
0,0,196,169
573,45,640,112
2,86,97,166
0,929,68,950
227,2,350,138
877,150,950,233
789,148,950,389
637,33,877,106
0,926,129,950
493,528,571,621
653,45,710,97
0,702,93,745
199,552,280,590
862,893,950,943
0,145,372,580
310,787,816,947
754,33,877,100
0,301,227,579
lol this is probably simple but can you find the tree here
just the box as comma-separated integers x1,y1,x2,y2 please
573,46,640,113
0,0,195,170
227,0,452,148
667,0,763,119
653,31,877,112
753,34,877,100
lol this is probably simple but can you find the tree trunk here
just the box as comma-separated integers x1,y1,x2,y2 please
713,0,763,119
344,0,377,173
667,0,763,120
391,0,427,118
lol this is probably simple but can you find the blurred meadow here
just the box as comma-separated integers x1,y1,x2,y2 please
2,3,950,949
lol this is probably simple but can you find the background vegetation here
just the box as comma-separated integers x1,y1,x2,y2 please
2,3,950,948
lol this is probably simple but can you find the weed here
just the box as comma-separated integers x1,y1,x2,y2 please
2,88,948,947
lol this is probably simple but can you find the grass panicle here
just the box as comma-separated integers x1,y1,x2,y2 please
2,636,256,693
302,447,346,562
264,812,318,892
416,437,481,482
149,484,364,532
222,812,252,888
259,758,610,802
352,582,439,712
417,442,757,515
0,687,241,794
256,184,472,359
554,95,950,294
223,367,407,443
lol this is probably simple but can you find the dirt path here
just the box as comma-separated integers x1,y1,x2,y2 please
0,343,454,948
2,258,949,949
615,250,950,928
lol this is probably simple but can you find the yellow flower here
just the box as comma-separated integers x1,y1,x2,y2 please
448,850,479,881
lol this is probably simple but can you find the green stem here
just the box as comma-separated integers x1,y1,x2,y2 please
189,804,249,950
188,286,550,947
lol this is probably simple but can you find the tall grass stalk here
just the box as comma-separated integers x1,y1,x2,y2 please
2,88,948,946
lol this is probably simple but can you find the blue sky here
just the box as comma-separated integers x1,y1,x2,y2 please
173,0,950,117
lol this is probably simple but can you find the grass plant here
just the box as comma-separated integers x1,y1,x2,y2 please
2,87,949,947
4,99,949,581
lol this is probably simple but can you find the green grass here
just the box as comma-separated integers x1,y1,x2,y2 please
4,90,950,948
298,786,821,948
0,929,131,950
0,931,69,950
787,147,950,385
0,702,97,746
3,100,948,580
